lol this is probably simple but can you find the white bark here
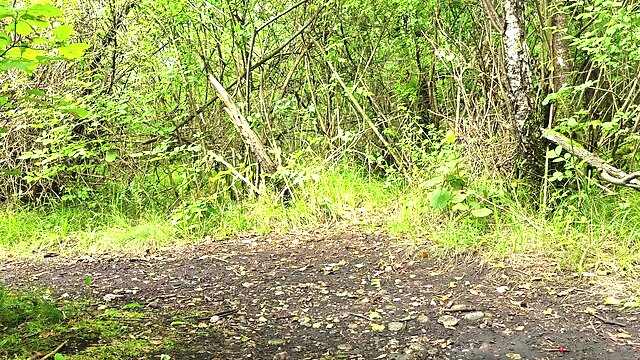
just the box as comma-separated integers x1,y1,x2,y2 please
503,0,531,132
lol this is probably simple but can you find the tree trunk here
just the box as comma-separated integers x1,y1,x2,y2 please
550,1,571,94
502,0,541,169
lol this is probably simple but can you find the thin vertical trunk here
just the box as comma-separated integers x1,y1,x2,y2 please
549,1,572,126
503,0,540,168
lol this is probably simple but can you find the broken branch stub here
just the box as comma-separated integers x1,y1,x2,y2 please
542,129,640,190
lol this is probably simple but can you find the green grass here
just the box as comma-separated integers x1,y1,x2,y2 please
0,163,639,276
0,287,173,360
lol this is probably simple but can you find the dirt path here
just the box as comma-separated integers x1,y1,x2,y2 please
2,230,639,359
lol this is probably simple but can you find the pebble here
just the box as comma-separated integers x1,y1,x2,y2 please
388,321,405,331
464,311,485,321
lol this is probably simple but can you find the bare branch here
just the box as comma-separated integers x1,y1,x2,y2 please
542,129,640,190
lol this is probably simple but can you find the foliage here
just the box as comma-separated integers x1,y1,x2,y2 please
0,286,177,359
0,0,637,274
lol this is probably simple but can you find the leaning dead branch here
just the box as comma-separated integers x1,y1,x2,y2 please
542,129,640,190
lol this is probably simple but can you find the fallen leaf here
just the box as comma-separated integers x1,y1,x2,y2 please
604,297,622,305
519,283,531,290
368,311,382,319
496,286,509,294
505,353,521,360
557,288,575,297
584,307,598,315
371,323,385,331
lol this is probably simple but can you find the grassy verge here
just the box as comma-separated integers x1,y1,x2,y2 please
0,286,179,360
1,164,639,276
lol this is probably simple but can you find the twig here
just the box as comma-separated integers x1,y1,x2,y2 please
210,255,230,264
587,312,626,327
39,341,67,360
349,312,371,321
442,307,482,313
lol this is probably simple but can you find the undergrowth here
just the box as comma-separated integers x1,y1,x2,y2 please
0,163,639,276
0,286,170,359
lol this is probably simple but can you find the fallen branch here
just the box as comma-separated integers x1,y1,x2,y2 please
586,312,626,327
442,307,482,313
39,341,67,360
542,129,640,190
209,75,278,175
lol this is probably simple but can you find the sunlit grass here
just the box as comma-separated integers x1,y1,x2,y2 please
0,164,638,277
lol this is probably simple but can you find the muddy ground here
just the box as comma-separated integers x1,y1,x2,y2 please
1,230,639,359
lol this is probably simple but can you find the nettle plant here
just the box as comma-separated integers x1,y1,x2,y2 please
422,131,494,219
0,3,88,76
1,2,92,201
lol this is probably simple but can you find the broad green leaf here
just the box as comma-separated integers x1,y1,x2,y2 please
471,208,493,218
54,354,65,360
53,24,74,41
26,4,63,18
444,130,456,143
22,48,46,61
0,32,10,47
542,92,557,106
450,193,468,204
26,89,46,96
430,189,453,210
2,168,22,176
15,21,33,36
0,59,37,73
4,46,23,58
25,18,50,29
451,203,469,212
58,43,90,59
422,176,444,189
31,37,50,46
105,150,117,163
63,107,89,118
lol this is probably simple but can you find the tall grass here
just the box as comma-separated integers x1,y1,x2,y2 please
0,163,638,276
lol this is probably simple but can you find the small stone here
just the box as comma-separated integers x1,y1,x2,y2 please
407,343,426,353
337,343,353,351
272,351,288,360
417,314,430,323
268,338,286,346
464,311,485,321
388,321,405,331
437,315,459,328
